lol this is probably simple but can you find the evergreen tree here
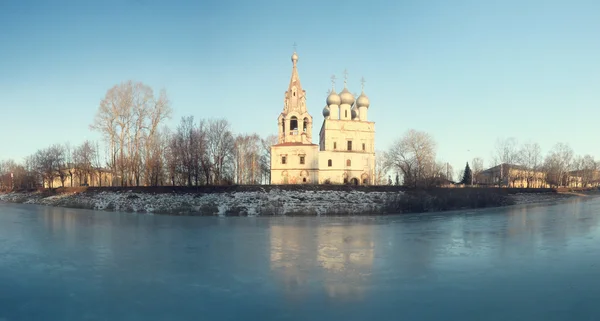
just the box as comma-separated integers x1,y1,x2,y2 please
461,162,473,185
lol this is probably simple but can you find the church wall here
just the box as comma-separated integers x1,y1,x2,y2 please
270,144,319,184
317,151,375,185
319,120,375,154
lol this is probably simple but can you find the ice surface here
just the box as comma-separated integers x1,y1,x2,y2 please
1,199,600,320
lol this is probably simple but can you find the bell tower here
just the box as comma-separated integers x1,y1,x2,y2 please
277,49,313,144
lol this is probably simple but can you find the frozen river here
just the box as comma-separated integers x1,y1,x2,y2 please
1,198,600,321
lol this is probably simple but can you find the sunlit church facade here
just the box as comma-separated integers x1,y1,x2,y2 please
270,51,376,185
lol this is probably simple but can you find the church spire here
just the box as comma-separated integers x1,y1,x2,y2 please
284,45,305,113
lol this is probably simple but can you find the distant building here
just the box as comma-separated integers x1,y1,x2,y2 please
476,163,548,188
270,51,376,185
43,166,118,188
476,163,597,188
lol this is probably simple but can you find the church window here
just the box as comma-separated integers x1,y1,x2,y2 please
290,116,298,131
300,156,305,164
363,179,368,184
293,92,296,96
328,159,332,167
303,118,308,132
282,156,287,164
333,142,337,149
345,110,348,118
303,177,307,183
347,141,352,151
346,159,351,166
362,143,366,151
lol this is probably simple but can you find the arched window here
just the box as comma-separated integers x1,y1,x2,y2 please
328,159,332,167
345,110,348,118
303,117,308,132
290,116,298,131
346,159,351,166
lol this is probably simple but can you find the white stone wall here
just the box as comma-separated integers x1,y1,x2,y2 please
317,151,375,184
270,144,319,184
317,119,376,185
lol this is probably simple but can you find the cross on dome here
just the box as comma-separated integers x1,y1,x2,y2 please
343,69,349,87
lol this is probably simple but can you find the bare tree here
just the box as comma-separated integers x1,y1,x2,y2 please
580,155,598,187
207,119,234,185
492,137,520,165
519,142,542,187
373,150,390,185
259,135,278,184
543,143,574,187
91,81,171,187
471,157,484,185
386,129,437,187
73,141,97,186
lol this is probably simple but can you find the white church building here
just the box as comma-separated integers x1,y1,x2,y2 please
270,51,376,185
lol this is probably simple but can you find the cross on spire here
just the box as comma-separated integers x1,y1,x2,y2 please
343,69,349,86
293,42,297,52
330,74,336,89
360,77,366,92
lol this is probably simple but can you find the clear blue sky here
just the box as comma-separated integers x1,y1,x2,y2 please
1,0,599,174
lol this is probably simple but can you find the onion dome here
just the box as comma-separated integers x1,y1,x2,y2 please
356,92,370,108
323,105,331,117
326,89,341,106
351,108,358,119
291,52,298,63
339,87,355,106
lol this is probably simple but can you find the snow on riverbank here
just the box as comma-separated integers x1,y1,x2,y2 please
1,188,595,216
0,189,399,216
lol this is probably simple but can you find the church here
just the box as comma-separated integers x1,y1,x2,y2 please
270,51,376,185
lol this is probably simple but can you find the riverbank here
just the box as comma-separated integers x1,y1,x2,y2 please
0,186,598,216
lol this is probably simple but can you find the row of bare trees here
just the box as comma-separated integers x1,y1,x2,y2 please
161,116,277,186
1,81,278,189
378,130,599,188
0,141,101,190
486,138,599,188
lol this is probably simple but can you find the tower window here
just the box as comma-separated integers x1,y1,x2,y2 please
290,116,298,131
300,156,305,164
282,156,287,164
293,92,296,96
333,142,337,149
346,159,351,166
345,110,348,118
347,141,352,151
362,143,366,151
328,159,332,167
303,117,308,132
303,177,307,182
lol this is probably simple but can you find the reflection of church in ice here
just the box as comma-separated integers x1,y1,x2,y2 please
270,51,376,185
269,223,375,300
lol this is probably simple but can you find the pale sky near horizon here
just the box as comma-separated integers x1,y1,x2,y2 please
1,0,599,175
